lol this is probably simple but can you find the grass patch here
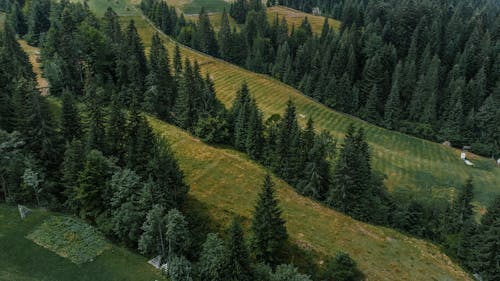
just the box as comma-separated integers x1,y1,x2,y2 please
27,216,110,264
0,204,167,281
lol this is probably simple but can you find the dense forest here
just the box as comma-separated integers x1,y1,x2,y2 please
0,0,499,280
141,0,500,158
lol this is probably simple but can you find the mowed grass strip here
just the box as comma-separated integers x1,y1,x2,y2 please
122,8,500,205
148,118,472,281
0,204,167,281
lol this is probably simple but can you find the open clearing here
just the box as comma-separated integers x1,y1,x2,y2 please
0,204,167,281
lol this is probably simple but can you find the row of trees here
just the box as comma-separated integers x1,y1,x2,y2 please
1,2,364,280
141,0,500,157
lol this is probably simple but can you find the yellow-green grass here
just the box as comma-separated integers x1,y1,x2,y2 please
0,204,167,281
108,1,500,207
267,6,341,33
148,118,471,281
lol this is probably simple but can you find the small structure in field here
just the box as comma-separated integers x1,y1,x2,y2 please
312,7,321,16
442,140,451,147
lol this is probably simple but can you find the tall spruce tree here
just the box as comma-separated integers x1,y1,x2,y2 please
251,174,288,265
225,218,252,281
61,89,82,142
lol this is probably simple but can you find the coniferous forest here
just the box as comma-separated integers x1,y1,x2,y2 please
0,0,499,280
141,0,500,157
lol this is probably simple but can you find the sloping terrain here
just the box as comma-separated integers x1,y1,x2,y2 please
148,118,471,281
91,0,500,206
0,204,166,281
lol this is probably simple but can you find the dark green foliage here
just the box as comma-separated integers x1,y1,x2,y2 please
198,233,227,281
62,139,85,211
105,95,127,163
146,138,188,210
275,100,301,184
251,175,288,265
74,149,116,222
139,204,168,258
225,218,252,281
165,208,191,258
61,89,82,141
321,252,363,281
229,0,247,24
168,255,193,281
7,1,27,36
194,8,218,57
144,33,176,121
125,105,155,176
25,0,51,45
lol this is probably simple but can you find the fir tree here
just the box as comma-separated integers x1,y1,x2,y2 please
225,218,252,281
251,174,288,265
195,8,218,57
384,63,402,129
61,89,82,141
198,233,228,281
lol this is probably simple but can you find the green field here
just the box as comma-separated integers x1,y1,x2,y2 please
0,204,167,281
182,0,231,14
147,118,471,281
106,0,500,206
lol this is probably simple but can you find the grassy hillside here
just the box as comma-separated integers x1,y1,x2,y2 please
97,0,500,206
267,6,341,33
0,204,167,281
147,118,472,281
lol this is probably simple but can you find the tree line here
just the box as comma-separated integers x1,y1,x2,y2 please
0,1,364,280
141,0,500,158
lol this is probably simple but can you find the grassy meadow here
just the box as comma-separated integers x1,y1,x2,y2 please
0,204,167,281
107,0,500,206
148,118,472,281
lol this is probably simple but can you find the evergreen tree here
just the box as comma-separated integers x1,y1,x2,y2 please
195,8,218,57
230,0,247,24
251,174,288,265
165,208,190,258
144,33,176,121
139,204,168,258
125,103,155,176
476,218,500,281
168,255,193,281
61,89,82,141
75,149,116,221
8,1,27,36
218,9,232,61
452,178,474,231
384,63,402,129
62,139,85,212
25,0,51,45
322,252,363,281
198,233,228,281
106,95,127,163
225,218,252,281
275,100,301,183
85,87,107,153
110,169,146,246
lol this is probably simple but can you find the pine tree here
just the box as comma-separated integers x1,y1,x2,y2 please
476,218,500,281
125,103,155,176
75,149,116,221
251,174,288,265
85,87,107,153
146,138,188,210
198,233,228,281
173,44,183,78
275,100,301,183
61,89,82,141
165,208,190,258
225,218,252,281
106,95,127,163
110,168,146,246
450,177,474,230
384,63,402,129
230,0,247,24
218,9,232,61
25,0,51,46
144,33,176,120
62,139,85,212
363,85,381,124
174,59,195,129
8,1,27,36
195,8,218,57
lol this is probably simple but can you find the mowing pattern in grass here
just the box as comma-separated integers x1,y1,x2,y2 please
0,204,167,281
267,6,341,33
126,9,500,206
27,216,110,264
148,118,471,281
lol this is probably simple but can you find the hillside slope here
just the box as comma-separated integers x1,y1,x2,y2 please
148,119,472,281
87,0,500,206
266,6,341,33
